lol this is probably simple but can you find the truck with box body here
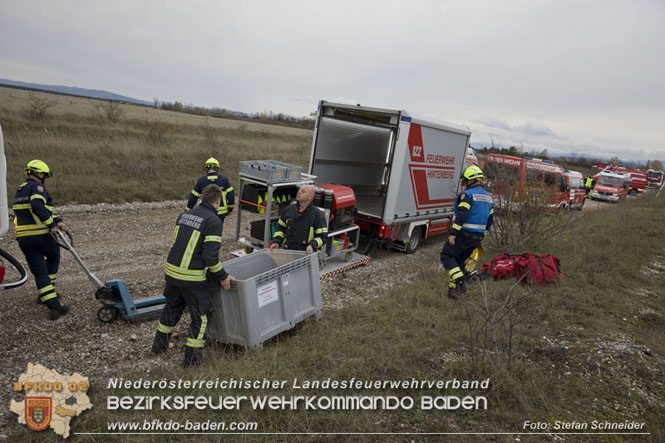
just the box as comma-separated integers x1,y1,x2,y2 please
308,101,471,253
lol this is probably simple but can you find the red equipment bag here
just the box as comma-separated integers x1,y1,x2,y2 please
0,260,5,284
516,253,565,285
480,254,521,280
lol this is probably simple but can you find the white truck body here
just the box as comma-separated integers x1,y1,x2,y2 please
0,125,8,238
308,101,470,250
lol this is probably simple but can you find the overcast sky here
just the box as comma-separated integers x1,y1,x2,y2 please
1,0,664,162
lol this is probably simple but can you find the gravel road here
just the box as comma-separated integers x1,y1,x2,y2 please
0,200,444,434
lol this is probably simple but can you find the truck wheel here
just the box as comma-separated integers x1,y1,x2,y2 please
629,188,638,196
97,306,117,323
405,228,422,254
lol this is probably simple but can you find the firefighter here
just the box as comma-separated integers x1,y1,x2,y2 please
13,160,69,320
186,157,234,232
269,185,327,253
441,165,494,298
585,176,595,195
152,184,233,367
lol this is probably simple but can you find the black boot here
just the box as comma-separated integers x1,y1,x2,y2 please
183,346,203,367
49,305,69,321
151,332,170,354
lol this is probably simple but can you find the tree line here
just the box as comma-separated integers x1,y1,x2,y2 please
159,100,314,130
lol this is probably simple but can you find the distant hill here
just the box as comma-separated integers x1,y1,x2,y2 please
0,78,152,106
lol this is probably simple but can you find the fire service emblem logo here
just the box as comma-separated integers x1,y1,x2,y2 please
25,397,52,431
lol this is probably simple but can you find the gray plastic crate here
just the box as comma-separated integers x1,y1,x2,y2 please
207,249,322,350
265,160,302,181
239,160,302,183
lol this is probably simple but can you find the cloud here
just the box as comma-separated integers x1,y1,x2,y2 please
474,116,562,146
0,0,664,161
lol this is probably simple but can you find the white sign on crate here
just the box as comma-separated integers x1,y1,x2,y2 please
257,280,279,308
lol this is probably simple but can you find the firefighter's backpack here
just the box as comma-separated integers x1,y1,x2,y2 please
515,253,565,286
480,253,521,280
480,253,565,285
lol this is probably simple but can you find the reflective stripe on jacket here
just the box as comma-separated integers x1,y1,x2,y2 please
270,202,328,251
13,178,61,237
166,200,228,284
186,173,235,218
450,184,494,235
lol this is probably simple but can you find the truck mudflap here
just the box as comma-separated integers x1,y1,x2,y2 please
362,234,394,255
357,217,399,255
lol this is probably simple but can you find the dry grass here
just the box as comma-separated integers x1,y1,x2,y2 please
0,86,313,204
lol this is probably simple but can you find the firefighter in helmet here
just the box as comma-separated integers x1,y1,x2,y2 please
153,184,233,367
186,157,235,232
13,160,70,320
441,165,494,298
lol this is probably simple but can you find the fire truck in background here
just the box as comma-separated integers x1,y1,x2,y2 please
647,169,664,188
589,170,630,202
563,169,586,210
309,101,470,254
465,147,479,167
593,163,648,196
481,154,572,211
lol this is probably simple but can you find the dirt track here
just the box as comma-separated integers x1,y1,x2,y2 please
0,200,445,434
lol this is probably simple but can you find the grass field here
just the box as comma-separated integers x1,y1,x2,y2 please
0,86,313,204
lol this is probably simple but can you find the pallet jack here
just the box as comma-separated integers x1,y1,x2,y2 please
52,229,165,323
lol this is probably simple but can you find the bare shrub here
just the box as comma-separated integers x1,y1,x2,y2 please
104,101,125,123
93,101,125,124
460,278,531,372
25,94,57,122
485,166,574,250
